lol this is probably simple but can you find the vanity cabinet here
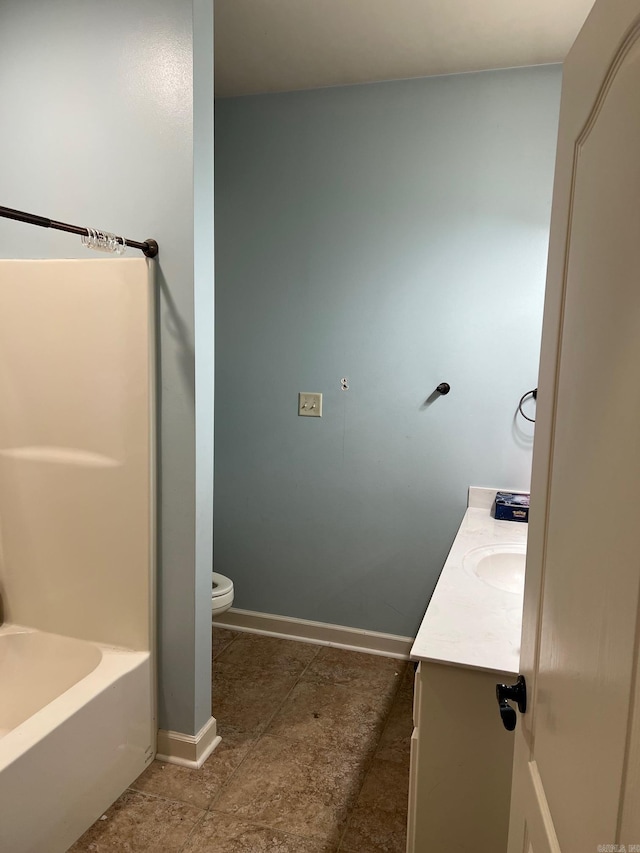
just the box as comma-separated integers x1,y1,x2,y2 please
407,661,515,852
406,488,527,853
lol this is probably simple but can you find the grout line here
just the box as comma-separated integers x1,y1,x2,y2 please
204,727,261,812
176,805,208,853
335,661,410,852
122,786,208,853
211,629,240,661
249,676,407,752
206,807,340,848
125,785,203,809
208,631,410,850
206,626,262,807
207,636,322,812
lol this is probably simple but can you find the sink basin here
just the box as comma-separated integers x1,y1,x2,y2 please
463,544,526,594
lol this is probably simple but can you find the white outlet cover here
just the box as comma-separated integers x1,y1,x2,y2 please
298,392,322,417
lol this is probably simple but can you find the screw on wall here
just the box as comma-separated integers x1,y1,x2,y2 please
340,377,349,391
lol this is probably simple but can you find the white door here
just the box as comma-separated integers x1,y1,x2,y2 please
507,1,640,851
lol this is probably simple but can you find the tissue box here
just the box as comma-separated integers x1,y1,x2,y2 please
495,491,530,523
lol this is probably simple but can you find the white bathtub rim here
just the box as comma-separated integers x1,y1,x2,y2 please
0,649,149,771
0,649,154,853
0,621,147,653
0,624,149,773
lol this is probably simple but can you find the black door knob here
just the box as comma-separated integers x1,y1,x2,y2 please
496,675,527,731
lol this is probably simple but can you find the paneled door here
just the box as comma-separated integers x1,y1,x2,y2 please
506,1,640,850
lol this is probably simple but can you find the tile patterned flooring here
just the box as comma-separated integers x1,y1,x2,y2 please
69,629,413,852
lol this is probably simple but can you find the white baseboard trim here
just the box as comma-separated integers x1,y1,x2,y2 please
213,608,413,660
156,716,220,769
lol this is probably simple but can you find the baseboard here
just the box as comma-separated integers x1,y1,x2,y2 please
213,608,413,660
156,716,220,769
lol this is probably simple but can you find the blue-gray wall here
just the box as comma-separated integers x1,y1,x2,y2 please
0,0,214,736
214,65,562,637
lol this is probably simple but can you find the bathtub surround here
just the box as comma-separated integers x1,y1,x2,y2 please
0,259,155,852
215,64,563,638
0,0,215,742
0,260,154,649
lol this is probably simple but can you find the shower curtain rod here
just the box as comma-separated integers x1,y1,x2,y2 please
0,204,159,258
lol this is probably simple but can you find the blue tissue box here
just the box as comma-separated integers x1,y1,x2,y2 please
495,491,529,523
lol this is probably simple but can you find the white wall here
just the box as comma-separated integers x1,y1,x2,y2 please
214,65,562,637
0,0,213,736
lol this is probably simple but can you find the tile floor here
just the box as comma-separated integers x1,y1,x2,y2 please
69,629,413,852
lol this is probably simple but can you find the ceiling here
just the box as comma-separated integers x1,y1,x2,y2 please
214,0,595,97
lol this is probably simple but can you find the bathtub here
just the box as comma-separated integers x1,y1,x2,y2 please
0,624,154,853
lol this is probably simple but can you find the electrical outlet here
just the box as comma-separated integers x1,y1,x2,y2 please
298,392,322,417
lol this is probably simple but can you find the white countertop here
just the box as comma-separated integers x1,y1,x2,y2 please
410,488,527,676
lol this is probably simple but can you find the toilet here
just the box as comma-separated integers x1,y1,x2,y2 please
212,572,234,618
